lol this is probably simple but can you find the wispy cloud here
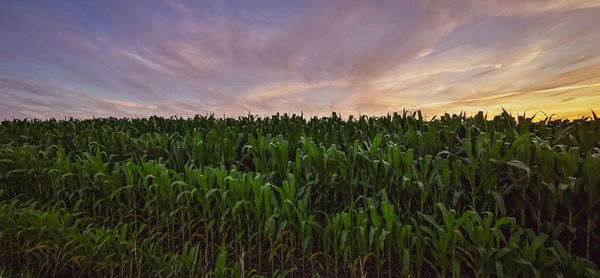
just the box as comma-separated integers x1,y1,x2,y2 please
100,99,158,109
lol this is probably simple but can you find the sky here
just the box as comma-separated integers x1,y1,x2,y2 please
1,0,600,120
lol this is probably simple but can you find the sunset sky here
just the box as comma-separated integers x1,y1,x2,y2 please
1,0,599,120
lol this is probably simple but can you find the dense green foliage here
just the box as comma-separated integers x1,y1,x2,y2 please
1,111,599,277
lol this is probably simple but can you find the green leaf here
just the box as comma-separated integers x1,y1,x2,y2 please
495,261,504,278
370,134,382,155
531,233,548,251
506,160,530,175
492,191,506,216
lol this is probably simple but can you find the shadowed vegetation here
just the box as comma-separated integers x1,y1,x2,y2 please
0,110,599,277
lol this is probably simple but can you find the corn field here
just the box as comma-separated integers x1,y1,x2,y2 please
1,110,599,277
